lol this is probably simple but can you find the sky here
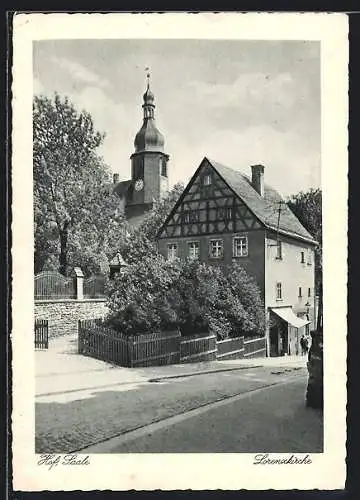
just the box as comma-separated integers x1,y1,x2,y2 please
33,39,321,197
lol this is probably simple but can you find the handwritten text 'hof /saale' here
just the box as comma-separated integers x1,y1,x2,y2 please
38,454,91,470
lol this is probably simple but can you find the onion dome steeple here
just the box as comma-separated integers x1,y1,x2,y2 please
134,71,165,153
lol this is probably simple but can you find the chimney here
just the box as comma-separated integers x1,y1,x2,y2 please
251,164,265,197
113,173,119,184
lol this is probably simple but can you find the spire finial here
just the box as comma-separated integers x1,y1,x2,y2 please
145,67,150,90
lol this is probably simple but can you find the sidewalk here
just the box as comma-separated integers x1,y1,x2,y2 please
36,334,307,397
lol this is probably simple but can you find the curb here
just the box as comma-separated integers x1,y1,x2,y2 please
148,364,262,382
36,363,306,397
36,365,261,397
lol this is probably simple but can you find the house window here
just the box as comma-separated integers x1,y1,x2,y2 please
308,287,311,297
298,287,302,298
190,211,199,223
182,211,190,224
301,251,305,263
167,243,178,260
187,241,199,260
217,207,233,220
276,241,282,259
233,236,248,257
276,282,282,300
209,239,223,259
182,210,199,224
203,174,212,186
307,249,312,265
201,174,213,198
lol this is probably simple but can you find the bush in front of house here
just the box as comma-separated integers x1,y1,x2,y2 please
106,255,265,339
169,260,228,336
106,252,182,335
223,263,266,338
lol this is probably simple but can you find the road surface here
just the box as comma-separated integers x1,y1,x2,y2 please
83,376,322,453
36,363,323,453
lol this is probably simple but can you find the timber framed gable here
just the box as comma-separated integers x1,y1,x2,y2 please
157,158,264,240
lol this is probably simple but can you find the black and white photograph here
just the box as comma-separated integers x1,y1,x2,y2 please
11,12,347,491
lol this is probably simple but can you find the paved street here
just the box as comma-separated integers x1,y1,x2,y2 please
82,375,322,453
35,350,322,453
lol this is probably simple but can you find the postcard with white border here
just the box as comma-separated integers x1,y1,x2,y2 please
11,11,348,491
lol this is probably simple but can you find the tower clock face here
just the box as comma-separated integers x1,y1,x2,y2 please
134,179,144,191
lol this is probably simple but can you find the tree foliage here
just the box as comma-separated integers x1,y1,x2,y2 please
106,253,182,335
33,93,123,275
106,257,265,338
109,183,186,267
287,188,322,290
136,182,185,242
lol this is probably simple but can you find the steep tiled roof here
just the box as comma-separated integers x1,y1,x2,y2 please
208,158,316,244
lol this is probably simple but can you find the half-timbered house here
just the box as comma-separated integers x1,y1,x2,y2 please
157,157,317,357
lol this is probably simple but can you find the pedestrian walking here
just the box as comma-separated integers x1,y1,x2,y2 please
300,335,309,356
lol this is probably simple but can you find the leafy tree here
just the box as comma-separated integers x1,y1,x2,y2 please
33,93,122,275
287,188,322,291
106,253,182,335
106,256,265,339
137,182,185,242
171,260,225,335
108,183,185,269
223,263,266,338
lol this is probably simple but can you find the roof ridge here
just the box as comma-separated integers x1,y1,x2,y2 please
206,157,316,244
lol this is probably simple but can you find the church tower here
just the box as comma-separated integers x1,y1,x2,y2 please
125,73,169,219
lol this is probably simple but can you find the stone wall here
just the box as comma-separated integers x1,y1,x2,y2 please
35,298,109,338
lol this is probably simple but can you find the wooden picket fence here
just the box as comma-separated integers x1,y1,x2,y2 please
217,337,245,360
34,319,49,349
180,332,217,363
244,336,267,358
78,320,181,367
78,320,266,367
